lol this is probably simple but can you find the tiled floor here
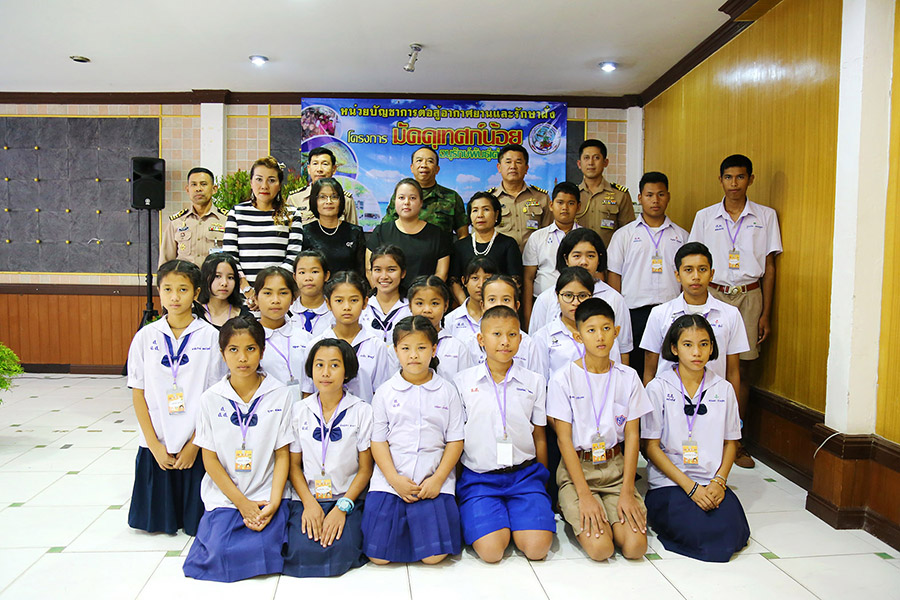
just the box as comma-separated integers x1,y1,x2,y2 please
1,374,899,600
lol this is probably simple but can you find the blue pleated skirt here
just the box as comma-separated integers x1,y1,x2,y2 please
182,504,289,582
282,499,367,577
361,492,461,563
645,485,750,562
127,446,205,536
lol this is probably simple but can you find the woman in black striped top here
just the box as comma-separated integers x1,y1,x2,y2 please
223,156,303,308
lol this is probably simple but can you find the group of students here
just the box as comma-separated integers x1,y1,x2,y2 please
128,148,781,580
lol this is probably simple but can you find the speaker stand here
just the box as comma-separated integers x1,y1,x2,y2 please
121,208,159,376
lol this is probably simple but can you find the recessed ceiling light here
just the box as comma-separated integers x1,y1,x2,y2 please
69,55,91,63
249,55,269,66
599,62,618,73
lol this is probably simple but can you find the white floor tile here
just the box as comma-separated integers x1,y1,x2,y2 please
653,553,816,599
0,446,108,473
66,511,191,553
53,426,137,448
772,554,900,600
0,551,163,600
137,557,279,600
0,447,30,468
846,529,898,555
27,473,132,506
0,505,106,548
274,562,410,600
748,511,886,558
727,474,808,513
647,530,769,560
21,408,110,428
545,518,591,560
0,548,46,594
79,448,136,475
0,472,64,503
533,556,682,599
0,425,74,447
408,555,546,600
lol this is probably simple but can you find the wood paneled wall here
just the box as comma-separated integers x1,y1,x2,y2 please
643,0,842,412
876,1,900,444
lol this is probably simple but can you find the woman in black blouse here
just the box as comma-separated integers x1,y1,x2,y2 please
300,177,366,278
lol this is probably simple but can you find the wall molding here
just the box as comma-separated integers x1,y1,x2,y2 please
0,284,154,296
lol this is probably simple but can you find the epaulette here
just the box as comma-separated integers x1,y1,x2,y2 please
612,182,628,193
216,206,228,216
345,190,354,198
532,185,548,194
486,186,498,194
169,208,189,221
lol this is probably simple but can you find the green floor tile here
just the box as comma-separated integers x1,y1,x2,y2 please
78,425,88,429
110,446,121,450
108,505,122,510
645,553,661,561
47,547,64,553
165,550,182,558
67,471,79,475
761,551,779,559
35,444,47,448
9,502,24,508
876,552,895,559
764,478,777,482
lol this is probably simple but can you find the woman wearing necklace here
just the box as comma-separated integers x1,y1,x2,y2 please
449,192,522,304
300,178,366,279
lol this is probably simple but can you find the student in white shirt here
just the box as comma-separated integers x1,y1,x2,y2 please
363,316,465,565
128,260,224,538
607,172,687,378
445,256,499,340
642,314,750,562
453,306,555,563
183,316,294,582
547,298,652,561
289,249,334,336
478,275,546,374
361,244,411,344
302,271,393,403
522,181,581,325
283,339,374,578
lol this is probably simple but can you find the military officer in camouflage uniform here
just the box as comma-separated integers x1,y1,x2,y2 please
158,167,227,267
488,143,552,250
575,139,635,248
288,147,358,226
381,146,468,238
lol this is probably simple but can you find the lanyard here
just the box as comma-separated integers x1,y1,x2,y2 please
639,221,667,255
678,366,707,438
266,330,293,379
724,215,746,251
581,359,614,435
486,362,510,438
229,396,263,450
162,332,193,386
317,394,343,475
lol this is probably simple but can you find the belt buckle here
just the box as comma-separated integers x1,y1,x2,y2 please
729,285,742,296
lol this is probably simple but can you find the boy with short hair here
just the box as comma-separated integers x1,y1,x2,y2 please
607,171,687,379
548,298,650,562
688,154,782,468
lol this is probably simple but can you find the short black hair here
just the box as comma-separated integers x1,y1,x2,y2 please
556,228,607,273
467,191,502,227
480,304,519,327
661,314,720,362
411,146,439,165
463,256,500,282
720,154,753,177
253,265,299,298
187,167,215,182
218,315,265,354
497,144,529,164
198,253,244,307
555,266,594,295
579,139,607,158
639,171,669,193
551,181,581,202
308,146,336,166
324,270,369,300
309,177,345,219
294,248,330,275
158,259,202,291
304,338,359,383
674,242,713,270
482,274,520,304
574,297,615,326
407,275,451,307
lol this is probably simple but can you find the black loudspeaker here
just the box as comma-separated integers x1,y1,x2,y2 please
131,157,166,210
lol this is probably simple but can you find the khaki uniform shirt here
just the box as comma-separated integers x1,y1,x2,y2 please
287,185,358,227
490,183,552,250
381,182,467,236
158,204,227,267
576,177,635,248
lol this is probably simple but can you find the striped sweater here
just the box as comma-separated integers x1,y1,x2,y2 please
223,201,303,284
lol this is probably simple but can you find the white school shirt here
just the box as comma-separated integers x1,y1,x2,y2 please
547,361,651,450
301,327,393,403
386,328,476,383
289,391,373,499
639,293,749,380
453,362,547,473
607,215,688,309
641,366,741,489
529,280,633,353
445,299,481,343
194,375,295,510
261,321,312,386
289,298,335,337
369,371,465,497
522,222,581,297
361,297,411,345
533,316,622,381
688,198,783,287
127,316,225,454
445,303,545,375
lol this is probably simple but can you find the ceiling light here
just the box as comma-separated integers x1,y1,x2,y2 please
404,44,423,73
599,62,618,73
249,55,269,67
69,55,91,63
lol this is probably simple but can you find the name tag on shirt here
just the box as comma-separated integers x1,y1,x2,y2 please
651,254,663,273
315,477,333,499
167,386,185,415
682,439,699,465
729,252,740,270
591,433,607,465
235,448,253,471
600,218,615,230
497,437,514,467
526,219,539,230
286,379,300,403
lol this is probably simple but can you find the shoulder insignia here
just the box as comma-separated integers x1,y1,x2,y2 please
612,182,628,193
169,208,189,221
486,186,498,193
345,190,354,198
532,185,548,194
216,207,228,216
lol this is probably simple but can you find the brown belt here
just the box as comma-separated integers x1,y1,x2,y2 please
578,443,623,463
709,281,760,296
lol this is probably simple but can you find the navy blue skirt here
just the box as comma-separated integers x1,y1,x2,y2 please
182,504,289,582
646,485,750,562
128,446,205,536
361,492,461,563
282,499,367,577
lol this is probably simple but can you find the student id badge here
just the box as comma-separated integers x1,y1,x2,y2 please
651,254,663,273
526,218,539,230
235,448,253,471
286,378,301,403
497,436,514,467
591,433,608,465
729,251,740,270
601,218,615,230
682,439,699,465
315,476,333,500
167,385,185,415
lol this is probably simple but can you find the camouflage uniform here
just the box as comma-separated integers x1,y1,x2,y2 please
381,183,467,236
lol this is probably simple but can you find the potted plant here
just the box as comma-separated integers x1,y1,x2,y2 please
213,168,306,214
0,343,23,404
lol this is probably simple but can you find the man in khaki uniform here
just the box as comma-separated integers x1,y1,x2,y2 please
575,139,635,248
158,167,227,267
489,143,552,250
287,147,357,226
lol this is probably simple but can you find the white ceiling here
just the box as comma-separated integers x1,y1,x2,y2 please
0,0,730,96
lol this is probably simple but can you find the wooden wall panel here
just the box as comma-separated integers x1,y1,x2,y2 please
643,0,842,412
876,0,900,444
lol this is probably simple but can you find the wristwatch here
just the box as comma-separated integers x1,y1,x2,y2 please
336,497,355,514
241,285,252,294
